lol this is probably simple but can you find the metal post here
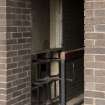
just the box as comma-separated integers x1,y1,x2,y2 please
60,52,66,105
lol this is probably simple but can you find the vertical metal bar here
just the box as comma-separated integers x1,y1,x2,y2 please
60,52,66,105
37,87,40,105
54,80,57,97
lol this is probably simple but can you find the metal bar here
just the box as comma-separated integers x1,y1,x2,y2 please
60,52,66,105
64,47,84,54
54,80,57,97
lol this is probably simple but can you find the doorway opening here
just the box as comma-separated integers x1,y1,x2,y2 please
31,0,84,105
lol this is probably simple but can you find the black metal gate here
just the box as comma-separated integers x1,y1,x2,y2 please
31,48,84,105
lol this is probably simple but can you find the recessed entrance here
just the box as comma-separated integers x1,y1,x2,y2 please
31,0,84,105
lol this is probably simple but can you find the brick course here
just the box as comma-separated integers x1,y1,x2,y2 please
6,0,32,105
0,0,7,105
0,0,32,105
84,0,105,105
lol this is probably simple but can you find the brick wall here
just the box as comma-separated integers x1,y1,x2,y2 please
0,0,7,105
84,0,105,105
0,0,32,105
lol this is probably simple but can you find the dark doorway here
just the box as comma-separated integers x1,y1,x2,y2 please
31,0,84,105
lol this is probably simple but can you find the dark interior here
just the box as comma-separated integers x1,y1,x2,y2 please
32,0,50,52
62,0,84,50
31,0,84,105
